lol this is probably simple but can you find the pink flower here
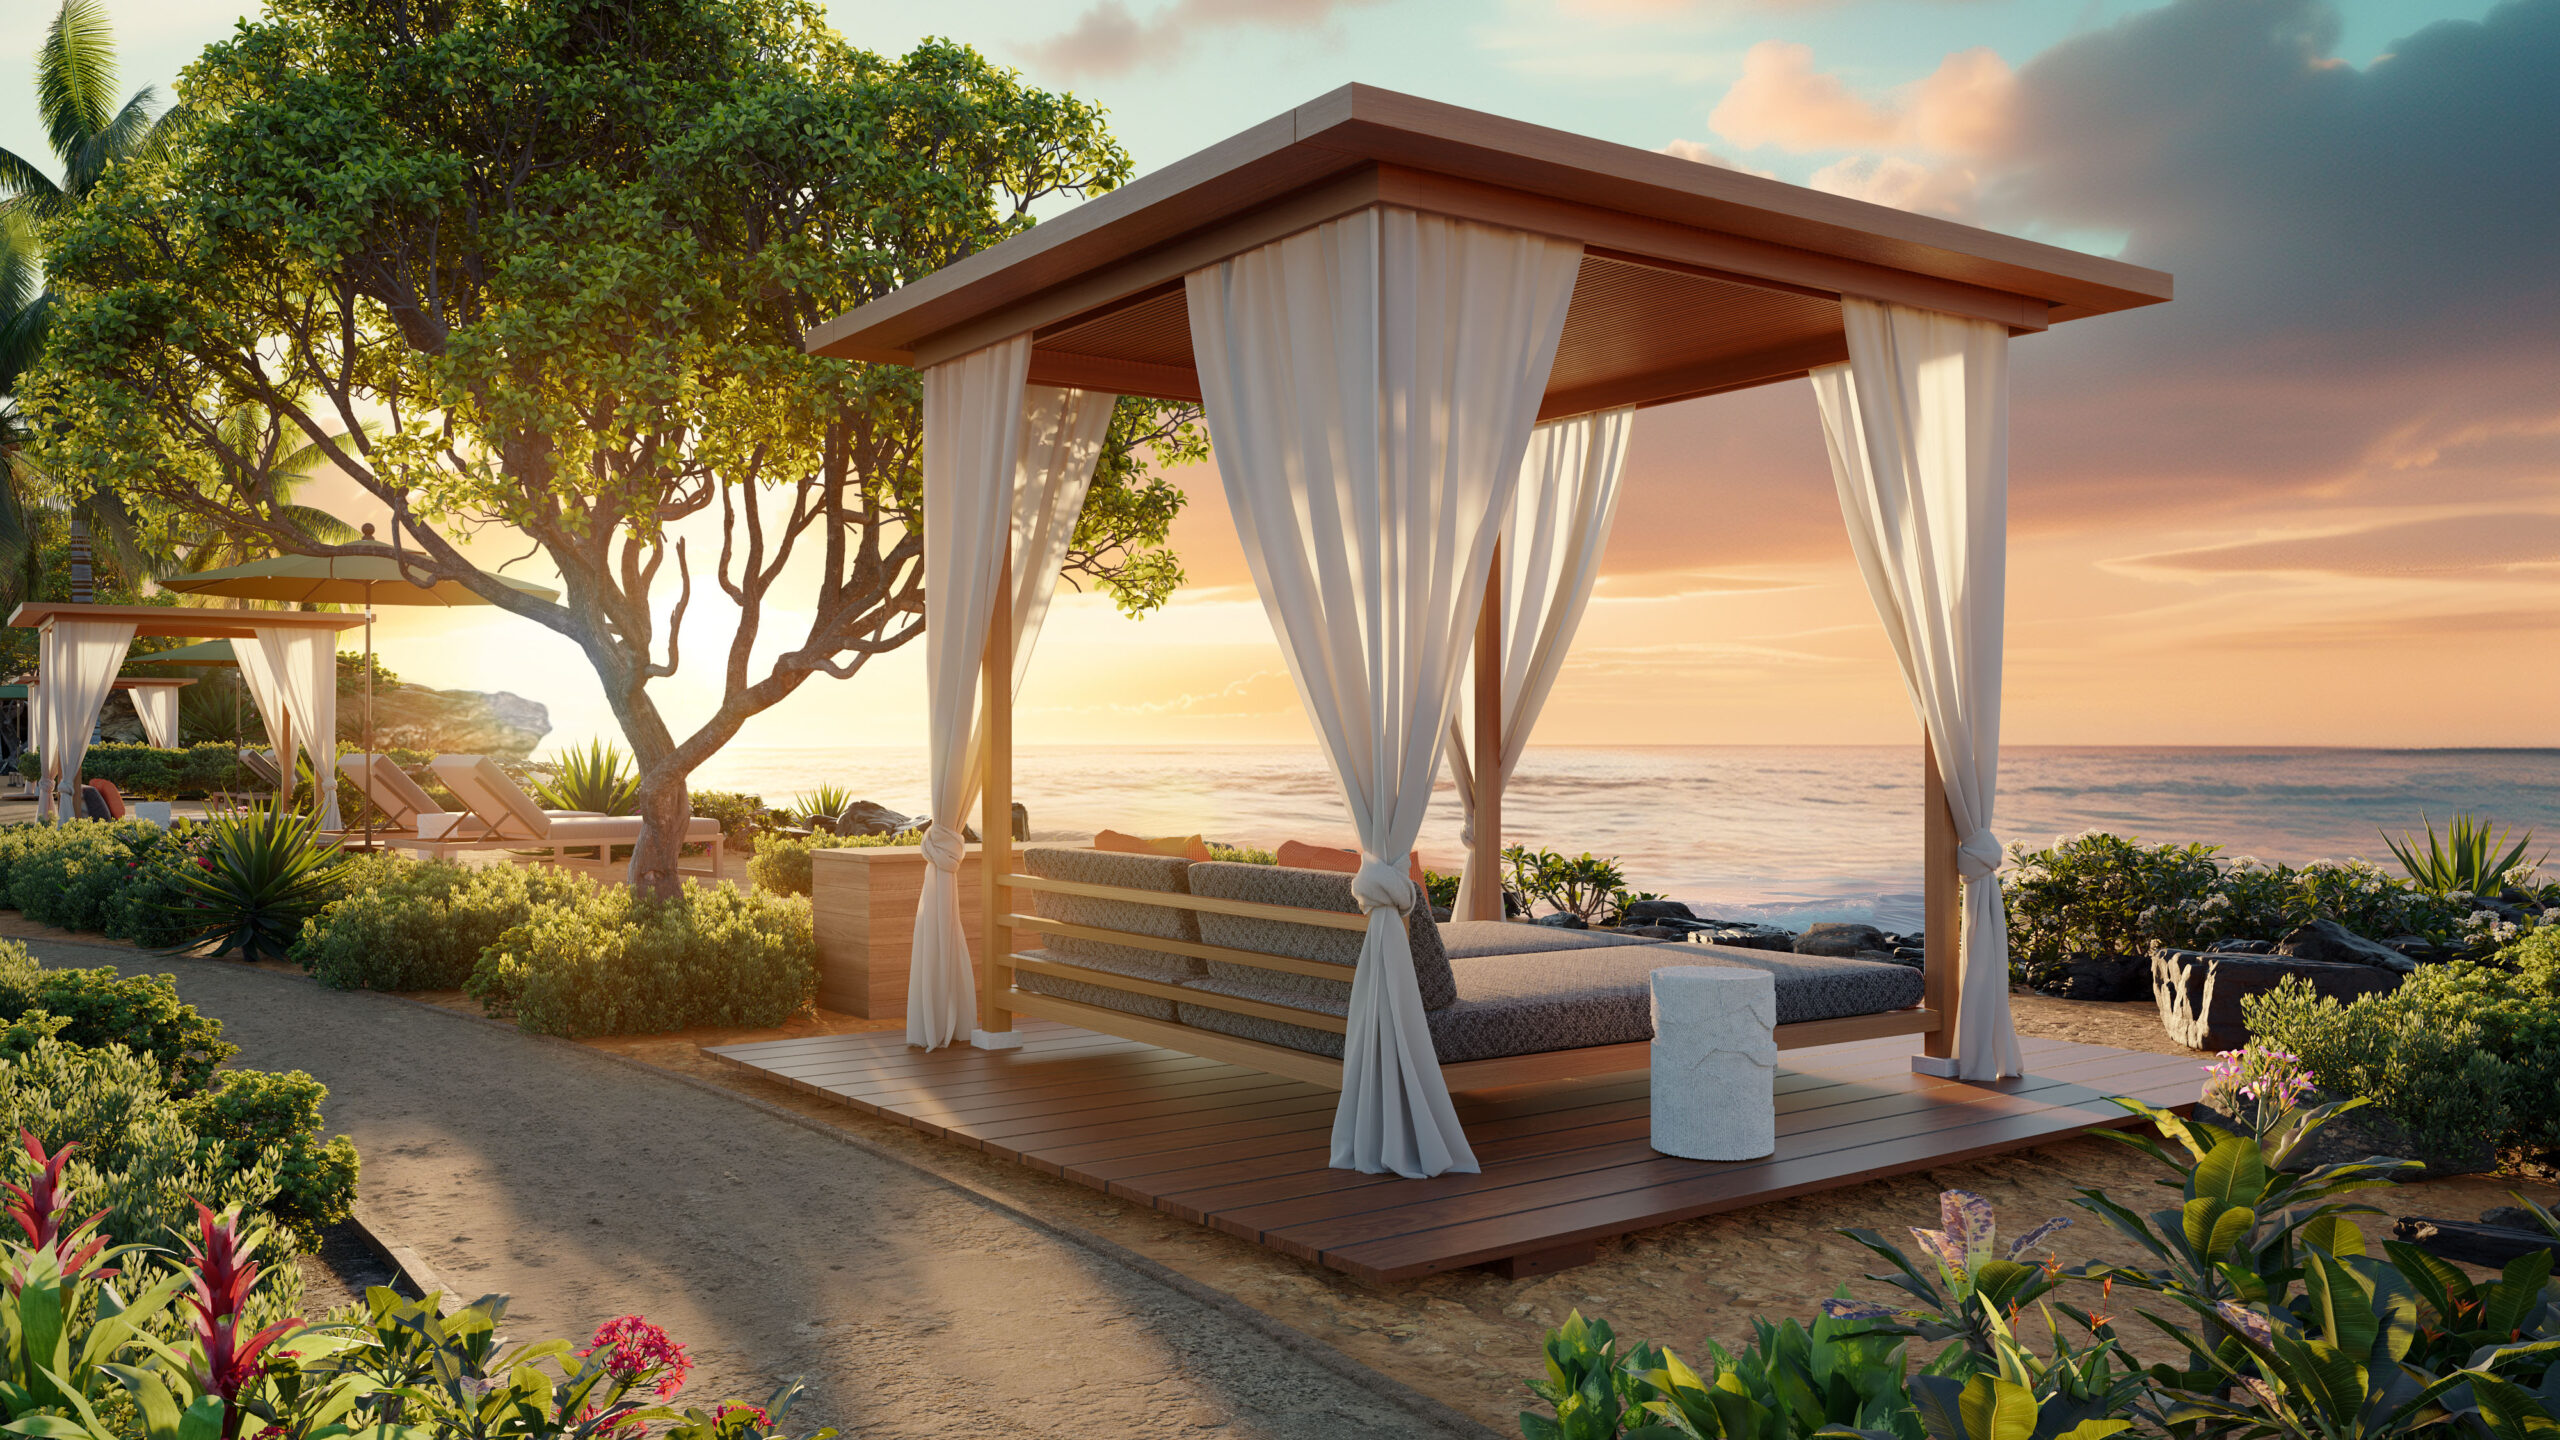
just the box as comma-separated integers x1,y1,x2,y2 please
582,1315,691,1399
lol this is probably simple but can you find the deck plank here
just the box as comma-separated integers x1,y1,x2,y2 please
702,1017,2198,1282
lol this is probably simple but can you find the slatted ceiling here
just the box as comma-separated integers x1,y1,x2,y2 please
1026,251,1845,410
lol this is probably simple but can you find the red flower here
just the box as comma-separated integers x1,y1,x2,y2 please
581,1315,691,1398
715,1403,771,1431
3,1132,114,1291
180,1203,302,1409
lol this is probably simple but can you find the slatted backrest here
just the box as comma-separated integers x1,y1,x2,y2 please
428,755,550,839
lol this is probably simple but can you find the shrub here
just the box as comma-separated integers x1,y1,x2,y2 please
10,741,249,798
0,941,236,1094
691,788,785,850
2004,832,2227,983
2243,925,2560,1167
746,828,920,897
179,1066,362,1246
168,800,353,961
2382,810,2542,896
1206,842,1277,865
534,738,641,814
1504,846,1626,923
470,883,817,1038
0,817,184,932
292,857,595,990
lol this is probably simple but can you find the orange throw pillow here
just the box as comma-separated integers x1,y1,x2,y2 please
1095,829,1212,864
87,778,127,819
1275,839,1425,887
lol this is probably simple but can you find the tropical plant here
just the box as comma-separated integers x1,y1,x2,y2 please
2383,812,2542,898
1821,1190,2075,1366
1506,846,1629,924
793,784,857,827
164,799,349,961
532,739,641,816
691,790,786,850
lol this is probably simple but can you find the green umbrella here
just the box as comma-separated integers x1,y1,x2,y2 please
125,638,239,667
158,550,559,846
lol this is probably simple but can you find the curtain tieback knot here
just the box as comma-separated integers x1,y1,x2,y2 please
1456,815,1476,849
1956,829,2003,880
1350,855,1415,916
920,822,966,873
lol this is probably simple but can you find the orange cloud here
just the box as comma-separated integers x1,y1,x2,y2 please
1707,41,2012,154
1023,0,1386,79
2123,514,2560,580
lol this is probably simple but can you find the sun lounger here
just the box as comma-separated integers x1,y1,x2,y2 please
236,749,286,790
411,754,724,880
335,753,442,835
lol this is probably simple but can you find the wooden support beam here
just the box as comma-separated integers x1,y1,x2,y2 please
977,543,1016,1044
1922,731,1960,1062
1468,541,1505,922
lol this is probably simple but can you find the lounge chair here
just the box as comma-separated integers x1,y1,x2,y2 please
335,753,442,835
995,847,1935,1091
236,749,286,790
412,754,724,880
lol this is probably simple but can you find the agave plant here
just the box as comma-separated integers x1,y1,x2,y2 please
532,740,639,816
2382,811,2541,897
792,784,856,828
164,799,348,961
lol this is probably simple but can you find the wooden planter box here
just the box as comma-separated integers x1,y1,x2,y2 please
810,843,984,1019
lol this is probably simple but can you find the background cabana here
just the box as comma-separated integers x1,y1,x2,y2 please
8,604,366,824
808,86,2171,1178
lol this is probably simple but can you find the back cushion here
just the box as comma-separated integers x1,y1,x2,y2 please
1274,840,1426,888
86,778,126,819
1095,829,1212,864
1187,861,1457,1010
1021,846,1203,983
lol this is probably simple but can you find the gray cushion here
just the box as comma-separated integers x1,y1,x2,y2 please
1020,847,1202,984
1437,920,1656,959
1178,941,1926,1064
1012,947,1179,1022
1186,861,1458,1010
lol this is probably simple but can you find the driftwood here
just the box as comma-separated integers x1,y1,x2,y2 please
2392,1216,2560,1268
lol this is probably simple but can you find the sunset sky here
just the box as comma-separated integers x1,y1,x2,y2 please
8,0,2555,771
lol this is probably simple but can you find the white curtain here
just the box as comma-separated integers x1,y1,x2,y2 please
23,683,42,793
909,334,1033,1051
132,685,180,749
1445,407,1636,919
961,384,1121,810
1810,296,2021,1081
37,620,135,821
1187,206,1582,1177
235,627,341,831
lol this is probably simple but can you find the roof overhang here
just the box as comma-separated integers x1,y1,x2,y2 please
808,85,2171,419
8,604,369,638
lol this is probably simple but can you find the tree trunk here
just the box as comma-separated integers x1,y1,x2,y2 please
627,768,694,901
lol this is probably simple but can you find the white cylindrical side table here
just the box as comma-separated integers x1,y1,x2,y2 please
1649,965,1778,1160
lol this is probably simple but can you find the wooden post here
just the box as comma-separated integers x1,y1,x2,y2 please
1921,731,1961,1062
1468,541,1505,922
977,543,1017,1044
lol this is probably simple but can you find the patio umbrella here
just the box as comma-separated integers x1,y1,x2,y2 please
157,546,559,846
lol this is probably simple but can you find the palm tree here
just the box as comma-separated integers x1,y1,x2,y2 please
0,0,181,604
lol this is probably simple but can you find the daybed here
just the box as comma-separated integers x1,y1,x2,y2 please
400,754,726,880
996,847,1931,1090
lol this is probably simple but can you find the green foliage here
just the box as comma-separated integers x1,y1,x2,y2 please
692,790,786,850
0,941,234,1094
291,856,592,991
470,883,817,1038
1,816,170,931
1424,868,1462,910
177,1066,360,1248
532,740,640,816
1206,842,1278,865
165,799,349,961
2383,812,2542,898
746,828,918,897
1506,846,1629,924
792,784,857,826
10,742,246,799
2242,927,2560,1167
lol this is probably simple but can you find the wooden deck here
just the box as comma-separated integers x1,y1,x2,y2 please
705,1021,2202,1284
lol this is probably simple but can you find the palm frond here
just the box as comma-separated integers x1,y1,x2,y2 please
0,150,68,212
273,418,371,479
36,0,122,166
276,503,359,544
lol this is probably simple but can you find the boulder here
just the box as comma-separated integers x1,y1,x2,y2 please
1621,898,1698,923
831,800,917,837
1859,948,1922,970
953,802,1031,844
2041,953,2149,1001
368,684,552,760
1615,923,1688,941
2275,919,2417,974
2151,946,2403,1053
2209,938,2274,955
1794,922,1887,958
1533,912,1590,930
1703,923,1797,953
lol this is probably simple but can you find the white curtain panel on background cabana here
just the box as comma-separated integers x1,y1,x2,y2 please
1445,406,1636,920
1187,206,1583,1178
1810,295,2021,1082
234,627,342,831
133,685,180,749
908,333,1034,1051
36,619,135,821
962,383,1121,810
23,683,42,796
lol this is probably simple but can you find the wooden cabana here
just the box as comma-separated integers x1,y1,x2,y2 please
8,604,366,822
753,87,2171,1198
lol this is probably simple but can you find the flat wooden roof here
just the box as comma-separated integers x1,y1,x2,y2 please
809,85,2171,418
7,603,368,638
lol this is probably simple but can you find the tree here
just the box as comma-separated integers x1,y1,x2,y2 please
28,0,1197,894
1,0,182,604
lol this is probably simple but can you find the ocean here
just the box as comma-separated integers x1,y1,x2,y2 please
689,745,2560,934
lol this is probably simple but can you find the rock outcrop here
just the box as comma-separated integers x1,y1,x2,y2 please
2151,946,2403,1052
2274,919,2417,974
364,684,551,760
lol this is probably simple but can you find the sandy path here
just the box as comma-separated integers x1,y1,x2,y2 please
23,936,1491,1440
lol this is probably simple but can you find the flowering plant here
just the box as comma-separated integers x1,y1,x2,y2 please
1822,1189,2073,1363
2200,1044,2318,1146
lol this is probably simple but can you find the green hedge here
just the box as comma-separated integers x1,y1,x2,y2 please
746,828,920,897
2243,923,2560,1169
291,857,594,990
468,882,816,1038
0,943,235,1094
14,742,252,799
